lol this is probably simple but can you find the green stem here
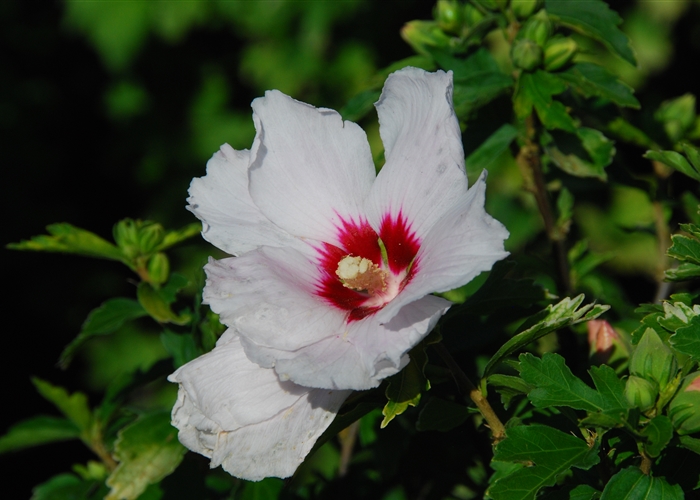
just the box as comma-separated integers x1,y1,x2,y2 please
433,343,506,443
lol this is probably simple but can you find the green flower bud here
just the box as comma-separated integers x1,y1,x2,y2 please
669,372,700,435
138,222,165,255
511,39,542,71
625,375,658,412
463,3,486,27
435,0,463,34
401,20,453,56
629,328,678,391
543,36,577,71
113,219,140,259
473,0,503,11
511,0,541,19
147,252,170,287
520,9,552,47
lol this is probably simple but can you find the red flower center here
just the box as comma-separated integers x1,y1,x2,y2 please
316,213,420,321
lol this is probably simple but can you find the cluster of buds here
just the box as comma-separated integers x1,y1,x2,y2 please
511,9,577,72
113,219,170,286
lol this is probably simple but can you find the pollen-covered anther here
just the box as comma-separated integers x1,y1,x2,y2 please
335,255,388,295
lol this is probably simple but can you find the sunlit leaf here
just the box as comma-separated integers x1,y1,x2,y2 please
381,354,427,428
557,63,639,108
0,416,80,454
672,317,700,362
106,411,186,500
545,0,636,66
483,295,609,377
60,298,147,368
645,150,700,182
7,223,126,263
514,71,576,132
31,378,92,433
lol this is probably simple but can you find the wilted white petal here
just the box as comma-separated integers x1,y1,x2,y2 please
169,333,350,481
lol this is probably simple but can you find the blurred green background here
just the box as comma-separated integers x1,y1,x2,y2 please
2,0,699,497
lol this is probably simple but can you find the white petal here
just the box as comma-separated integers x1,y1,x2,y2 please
376,172,509,324
187,144,303,256
248,90,376,246
168,334,350,481
366,68,468,240
242,294,450,390
203,247,346,354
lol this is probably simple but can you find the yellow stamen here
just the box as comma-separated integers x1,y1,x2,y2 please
335,255,387,295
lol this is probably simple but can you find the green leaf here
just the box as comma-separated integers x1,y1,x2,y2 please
160,330,201,368
483,295,609,377
32,378,92,433
681,142,700,170
606,117,655,148
545,128,614,181
239,478,285,500
589,364,631,413
7,222,126,262
557,63,639,108
666,262,700,282
545,0,636,66
672,317,700,362
340,89,381,122
514,71,576,132
381,354,427,428
641,415,673,458
137,281,190,325
489,424,600,500
600,467,684,500
680,435,700,455
570,484,601,500
465,123,518,178
645,150,700,182
31,472,108,500
520,353,604,413
106,410,186,500
0,416,80,454
416,397,471,432
667,228,700,266
487,374,534,408
437,48,513,118
60,298,147,368
157,222,201,251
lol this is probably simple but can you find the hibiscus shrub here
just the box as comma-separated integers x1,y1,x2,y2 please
4,0,700,499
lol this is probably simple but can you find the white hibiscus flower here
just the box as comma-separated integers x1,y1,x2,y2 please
169,67,509,480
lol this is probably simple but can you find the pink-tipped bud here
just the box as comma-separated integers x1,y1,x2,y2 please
587,320,627,365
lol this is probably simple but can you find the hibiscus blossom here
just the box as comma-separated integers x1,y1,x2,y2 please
169,67,509,480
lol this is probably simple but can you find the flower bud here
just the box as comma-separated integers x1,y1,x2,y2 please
435,0,463,34
669,372,700,435
138,222,165,255
147,252,170,287
463,3,486,27
629,328,678,391
511,39,542,71
401,20,453,56
543,36,577,71
511,0,541,19
113,219,140,259
473,0,504,11
587,319,628,366
520,9,552,47
625,375,658,412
